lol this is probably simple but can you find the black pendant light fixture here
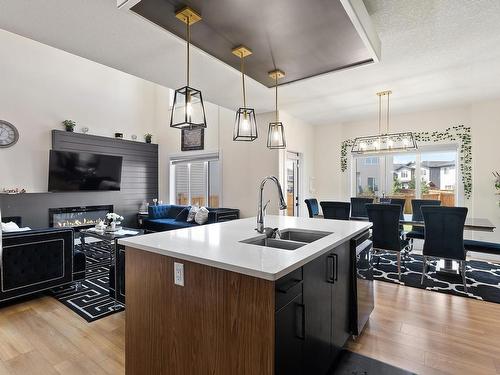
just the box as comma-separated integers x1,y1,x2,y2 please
170,7,207,130
351,90,417,154
267,69,286,149
232,46,258,141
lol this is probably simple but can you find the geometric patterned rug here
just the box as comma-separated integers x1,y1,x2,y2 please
51,241,125,322
374,252,500,304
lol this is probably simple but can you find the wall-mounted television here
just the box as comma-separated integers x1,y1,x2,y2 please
48,150,123,192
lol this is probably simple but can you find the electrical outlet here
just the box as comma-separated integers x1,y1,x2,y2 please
174,262,184,286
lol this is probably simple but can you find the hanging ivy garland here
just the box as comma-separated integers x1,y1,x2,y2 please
340,125,472,199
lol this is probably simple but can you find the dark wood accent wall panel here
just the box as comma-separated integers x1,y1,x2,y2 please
0,130,158,228
125,248,275,375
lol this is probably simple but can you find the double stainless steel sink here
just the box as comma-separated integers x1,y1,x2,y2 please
240,229,332,251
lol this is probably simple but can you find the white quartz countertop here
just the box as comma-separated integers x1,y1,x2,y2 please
118,216,372,281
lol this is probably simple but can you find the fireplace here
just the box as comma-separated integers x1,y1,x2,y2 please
49,205,113,230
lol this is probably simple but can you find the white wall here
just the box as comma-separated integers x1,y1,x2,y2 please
0,29,158,193
0,29,284,219
314,100,500,245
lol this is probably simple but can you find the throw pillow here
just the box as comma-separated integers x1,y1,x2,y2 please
175,207,191,222
1,221,31,232
195,207,209,225
186,206,199,222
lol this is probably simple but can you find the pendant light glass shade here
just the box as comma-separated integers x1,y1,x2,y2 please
351,132,417,154
351,90,417,154
170,7,207,130
267,122,286,149
170,86,207,130
234,108,258,141
232,46,258,141
267,69,286,150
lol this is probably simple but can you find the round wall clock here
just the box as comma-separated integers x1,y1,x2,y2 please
0,120,19,148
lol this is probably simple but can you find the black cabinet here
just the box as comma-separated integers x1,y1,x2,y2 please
275,293,304,375
302,241,351,374
275,238,360,375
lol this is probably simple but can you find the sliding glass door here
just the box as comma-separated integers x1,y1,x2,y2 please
352,147,459,210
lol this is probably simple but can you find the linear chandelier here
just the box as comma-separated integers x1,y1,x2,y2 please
170,7,207,130
351,91,417,154
267,69,286,149
232,45,258,141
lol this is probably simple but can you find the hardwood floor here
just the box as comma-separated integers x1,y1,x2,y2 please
1,281,500,374
0,296,124,375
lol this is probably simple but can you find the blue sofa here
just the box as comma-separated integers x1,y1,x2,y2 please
143,204,239,233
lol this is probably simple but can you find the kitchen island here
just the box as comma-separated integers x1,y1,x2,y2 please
119,215,372,375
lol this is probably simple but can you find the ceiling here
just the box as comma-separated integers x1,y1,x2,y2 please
1,0,500,126
131,0,376,87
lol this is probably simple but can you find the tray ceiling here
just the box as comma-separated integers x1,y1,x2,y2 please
130,0,380,87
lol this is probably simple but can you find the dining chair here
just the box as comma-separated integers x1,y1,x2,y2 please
388,198,406,220
350,197,374,219
320,201,351,220
304,198,319,218
406,199,441,249
421,206,468,292
367,204,410,280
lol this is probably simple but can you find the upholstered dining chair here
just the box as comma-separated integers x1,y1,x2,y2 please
350,197,374,219
367,204,410,280
421,206,468,292
320,201,351,220
388,198,406,220
406,199,441,249
304,198,319,218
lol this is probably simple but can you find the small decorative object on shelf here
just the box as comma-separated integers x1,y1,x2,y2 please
81,127,89,134
105,212,124,232
2,187,26,194
152,198,158,206
115,133,124,139
145,133,153,143
131,134,138,141
62,120,76,132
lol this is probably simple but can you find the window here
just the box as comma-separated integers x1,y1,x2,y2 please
363,157,379,165
170,152,221,207
367,177,378,192
352,147,459,211
355,156,382,197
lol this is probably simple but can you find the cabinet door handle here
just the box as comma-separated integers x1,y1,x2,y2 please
295,303,305,340
333,253,338,282
326,254,335,283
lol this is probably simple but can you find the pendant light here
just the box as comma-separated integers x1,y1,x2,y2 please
170,7,207,130
267,69,286,149
351,91,417,154
232,46,258,141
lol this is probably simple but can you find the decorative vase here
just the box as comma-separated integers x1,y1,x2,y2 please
65,126,74,132
146,138,152,144
110,221,116,230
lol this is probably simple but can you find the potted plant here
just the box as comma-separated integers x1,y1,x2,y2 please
145,133,153,144
62,120,76,132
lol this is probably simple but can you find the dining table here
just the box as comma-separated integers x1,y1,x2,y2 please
349,214,496,275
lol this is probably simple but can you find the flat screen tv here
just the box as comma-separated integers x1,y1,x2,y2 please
48,150,123,192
